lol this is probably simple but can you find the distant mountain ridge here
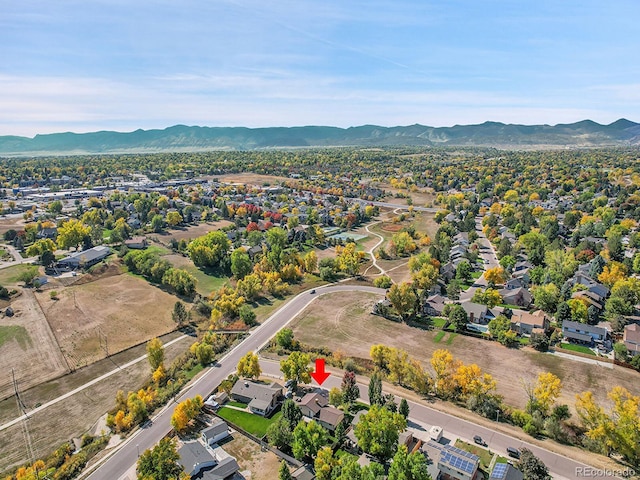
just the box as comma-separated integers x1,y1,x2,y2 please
1,119,639,155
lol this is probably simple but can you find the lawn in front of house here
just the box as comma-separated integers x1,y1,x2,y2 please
217,407,282,437
559,343,595,355
455,439,493,471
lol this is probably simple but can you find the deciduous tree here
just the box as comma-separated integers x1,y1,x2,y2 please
146,337,164,371
280,351,312,387
237,351,261,379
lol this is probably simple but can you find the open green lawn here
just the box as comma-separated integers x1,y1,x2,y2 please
0,264,36,285
433,331,446,343
559,343,595,355
431,317,447,328
227,401,249,408
183,363,204,381
495,456,509,464
446,333,458,345
455,440,493,471
216,408,282,437
184,265,229,296
0,325,31,349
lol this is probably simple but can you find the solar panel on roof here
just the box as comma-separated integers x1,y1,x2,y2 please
491,463,508,478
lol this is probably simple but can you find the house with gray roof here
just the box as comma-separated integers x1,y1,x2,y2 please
201,418,230,446
178,441,240,480
562,320,608,346
57,245,111,270
230,379,282,416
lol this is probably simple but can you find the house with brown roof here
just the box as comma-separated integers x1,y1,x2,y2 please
624,323,640,356
297,392,328,418
510,310,549,336
296,392,344,432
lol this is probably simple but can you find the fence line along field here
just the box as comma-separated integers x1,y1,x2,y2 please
34,271,178,368
289,292,640,414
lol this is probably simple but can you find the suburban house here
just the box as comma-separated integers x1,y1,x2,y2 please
124,236,148,249
424,294,447,316
562,320,609,346
318,406,345,432
510,310,549,335
460,301,488,324
499,287,533,308
230,380,282,416
296,392,345,431
297,393,327,418
624,323,640,356
490,463,524,480
36,227,58,239
571,290,604,310
202,418,231,446
292,466,316,480
56,245,111,270
177,441,240,479
421,441,480,480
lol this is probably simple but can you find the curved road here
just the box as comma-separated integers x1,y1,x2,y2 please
83,284,386,480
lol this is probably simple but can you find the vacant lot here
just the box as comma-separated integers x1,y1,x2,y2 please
36,273,178,368
0,290,68,400
222,433,282,480
289,292,640,412
154,221,233,244
217,173,290,186
0,332,193,473
0,216,28,236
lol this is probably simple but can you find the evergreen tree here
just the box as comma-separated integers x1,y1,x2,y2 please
278,460,293,480
368,374,383,406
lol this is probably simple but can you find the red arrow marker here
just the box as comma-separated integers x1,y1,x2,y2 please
310,358,330,385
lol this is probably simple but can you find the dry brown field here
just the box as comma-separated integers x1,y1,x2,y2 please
217,173,290,186
221,434,282,480
154,220,233,244
289,292,640,413
35,273,178,368
0,290,68,400
0,333,193,473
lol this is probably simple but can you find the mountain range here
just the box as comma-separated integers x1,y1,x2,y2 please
1,119,639,155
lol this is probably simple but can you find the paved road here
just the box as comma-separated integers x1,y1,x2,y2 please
460,216,499,301
83,284,386,480
260,359,607,480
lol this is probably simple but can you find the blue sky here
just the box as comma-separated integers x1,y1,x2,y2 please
1,0,639,136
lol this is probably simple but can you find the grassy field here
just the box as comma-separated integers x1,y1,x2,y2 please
433,331,446,343
163,254,229,296
216,408,282,437
0,264,37,286
455,439,493,471
288,291,640,413
559,343,595,355
0,325,30,349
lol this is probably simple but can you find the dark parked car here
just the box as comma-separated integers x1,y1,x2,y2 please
310,289,316,294
473,435,485,446
507,447,520,458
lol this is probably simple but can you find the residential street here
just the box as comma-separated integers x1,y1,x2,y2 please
259,360,605,480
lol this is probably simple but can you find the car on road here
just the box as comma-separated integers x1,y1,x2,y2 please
473,435,485,446
310,289,316,294
507,447,520,458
